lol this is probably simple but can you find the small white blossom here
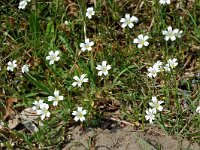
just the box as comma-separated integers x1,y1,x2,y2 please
159,0,170,5
163,64,171,72
149,96,164,113
167,58,178,69
162,26,178,41
46,50,60,65
96,61,111,76
154,60,163,68
7,60,17,72
64,21,69,25
36,103,51,120
18,1,27,9
22,64,29,73
72,74,88,87
32,99,44,111
80,38,94,52
0,121,4,130
86,7,95,19
133,34,149,48
72,107,87,122
145,108,156,124
147,65,160,78
196,106,200,114
48,90,64,106
120,14,138,28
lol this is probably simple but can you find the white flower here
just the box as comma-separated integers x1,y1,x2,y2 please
154,60,163,68
159,0,170,5
196,106,200,114
36,103,51,120
167,58,178,69
162,26,177,41
149,96,164,113
86,7,95,19
0,121,4,129
147,65,160,78
32,99,44,111
120,14,138,28
22,64,29,73
72,74,88,87
163,64,171,72
80,38,94,52
7,60,17,72
64,21,69,25
46,50,60,65
48,90,64,106
72,107,87,122
133,34,149,48
18,1,27,9
145,108,156,124
96,61,111,76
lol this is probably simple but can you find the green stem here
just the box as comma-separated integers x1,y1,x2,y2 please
159,112,167,133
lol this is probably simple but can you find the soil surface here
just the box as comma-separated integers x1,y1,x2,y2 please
63,121,200,150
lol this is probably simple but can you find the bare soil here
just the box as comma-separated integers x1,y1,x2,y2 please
63,122,200,150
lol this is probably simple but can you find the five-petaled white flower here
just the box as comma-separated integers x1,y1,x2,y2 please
145,108,156,124
46,50,60,65
162,26,178,41
36,103,51,120
32,99,44,111
163,64,171,72
147,65,160,78
133,34,149,48
159,0,170,5
72,74,89,87
80,38,94,52
48,90,64,106
72,107,87,122
196,106,200,114
167,58,178,69
120,14,138,28
86,7,95,19
22,64,29,73
7,60,17,72
96,61,111,76
154,60,163,70
18,1,27,9
18,0,31,9
149,96,164,113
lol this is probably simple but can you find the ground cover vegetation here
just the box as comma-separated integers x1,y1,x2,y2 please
0,0,200,149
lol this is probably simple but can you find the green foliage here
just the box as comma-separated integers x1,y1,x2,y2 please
0,0,200,148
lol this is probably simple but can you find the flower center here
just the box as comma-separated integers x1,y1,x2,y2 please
77,112,83,118
168,31,174,38
88,11,93,15
51,55,57,61
102,66,107,72
85,44,90,49
55,96,60,101
140,40,145,45
126,19,131,24
43,109,48,114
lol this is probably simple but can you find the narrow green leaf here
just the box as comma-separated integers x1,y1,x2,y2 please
25,73,53,95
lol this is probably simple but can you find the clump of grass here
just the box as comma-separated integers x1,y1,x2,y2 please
0,0,200,148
